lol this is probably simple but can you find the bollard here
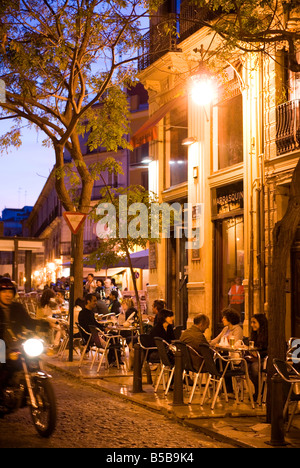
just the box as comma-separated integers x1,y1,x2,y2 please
132,343,144,393
172,348,185,406
143,360,153,385
266,373,287,446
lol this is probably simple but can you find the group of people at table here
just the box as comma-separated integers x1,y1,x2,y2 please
147,305,268,403
36,280,268,403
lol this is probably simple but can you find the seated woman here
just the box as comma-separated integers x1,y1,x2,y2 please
119,298,139,347
210,307,243,347
246,313,268,401
147,309,175,363
121,298,138,322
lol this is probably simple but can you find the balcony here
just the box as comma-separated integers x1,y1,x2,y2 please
138,15,178,71
276,99,300,155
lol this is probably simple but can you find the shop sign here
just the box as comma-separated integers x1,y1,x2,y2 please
216,191,244,213
212,182,244,217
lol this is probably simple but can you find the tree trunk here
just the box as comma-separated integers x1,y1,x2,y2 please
73,225,84,301
266,158,300,421
123,241,144,333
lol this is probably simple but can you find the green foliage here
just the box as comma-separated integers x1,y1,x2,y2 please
87,157,160,271
0,1,155,168
187,0,300,63
77,87,131,153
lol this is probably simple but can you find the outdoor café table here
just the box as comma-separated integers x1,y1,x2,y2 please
107,324,140,345
212,344,261,404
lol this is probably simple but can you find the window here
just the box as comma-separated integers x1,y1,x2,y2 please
213,69,244,171
165,98,188,187
130,143,149,165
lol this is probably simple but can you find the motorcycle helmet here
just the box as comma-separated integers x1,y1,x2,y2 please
0,277,16,296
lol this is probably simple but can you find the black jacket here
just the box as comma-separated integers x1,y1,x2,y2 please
0,301,49,342
78,308,102,341
148,323,175,347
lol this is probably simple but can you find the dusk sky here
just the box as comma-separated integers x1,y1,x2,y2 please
0,120,55,216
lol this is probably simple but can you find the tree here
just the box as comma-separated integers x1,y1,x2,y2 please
0,0,160,300
88,157,160,332
187,0,300,71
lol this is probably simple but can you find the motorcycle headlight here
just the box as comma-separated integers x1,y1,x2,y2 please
23,338,44,358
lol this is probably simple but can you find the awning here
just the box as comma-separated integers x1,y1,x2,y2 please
130,96,184,148
78,249,149,275
112,249,149,270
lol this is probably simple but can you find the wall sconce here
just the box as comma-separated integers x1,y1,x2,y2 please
182,137,196,146
193,167,198,179
141,156,153,164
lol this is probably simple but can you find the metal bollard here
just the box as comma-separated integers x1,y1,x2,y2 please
132,343,143,393
267,373,287,446
172,348,185,406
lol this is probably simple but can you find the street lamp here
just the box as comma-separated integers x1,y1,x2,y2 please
190,62,216,106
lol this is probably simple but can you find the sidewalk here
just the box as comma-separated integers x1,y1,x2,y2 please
44,353,300,449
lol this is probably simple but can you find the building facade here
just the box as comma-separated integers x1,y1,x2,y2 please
134,1,300,338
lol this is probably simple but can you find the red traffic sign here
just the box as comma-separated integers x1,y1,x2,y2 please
63,211,87,235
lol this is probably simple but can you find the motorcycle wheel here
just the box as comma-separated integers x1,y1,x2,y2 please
30,378,57,438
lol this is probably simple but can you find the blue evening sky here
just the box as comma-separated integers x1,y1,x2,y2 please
0,120,55,216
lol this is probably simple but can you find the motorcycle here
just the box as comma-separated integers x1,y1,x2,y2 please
0,334,57,438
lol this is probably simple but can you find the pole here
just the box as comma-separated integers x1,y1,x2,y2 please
172,348,185,406
266,373,287,446
68,233,76,362
132,343,143,393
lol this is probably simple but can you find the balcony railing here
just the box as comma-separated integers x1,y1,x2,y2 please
276,99,300,155
138,15,178,71
179,0,220,43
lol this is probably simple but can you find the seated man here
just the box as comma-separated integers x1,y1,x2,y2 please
180,314,210,370
78,293,122,365
108,290,121,315
78,293,105,349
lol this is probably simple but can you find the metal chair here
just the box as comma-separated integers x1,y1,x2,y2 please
88,326,127,372
56,322,81,359
138,334,157,366
273,359,300,432
199,343,255,410
173,340,206,404
77,323,92,367
154,337,175,395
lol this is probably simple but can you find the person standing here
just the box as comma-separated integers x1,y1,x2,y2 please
84,274,97,294
228,277,245,317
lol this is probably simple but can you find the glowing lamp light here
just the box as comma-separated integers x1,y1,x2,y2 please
190,60,215,106
190,74,215,106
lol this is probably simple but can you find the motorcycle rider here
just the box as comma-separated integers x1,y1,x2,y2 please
0,277,50,409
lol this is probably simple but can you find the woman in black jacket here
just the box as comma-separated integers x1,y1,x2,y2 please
148,309,175,363
247,313,268,401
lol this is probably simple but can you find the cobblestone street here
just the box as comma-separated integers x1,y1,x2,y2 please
0,369,235,449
